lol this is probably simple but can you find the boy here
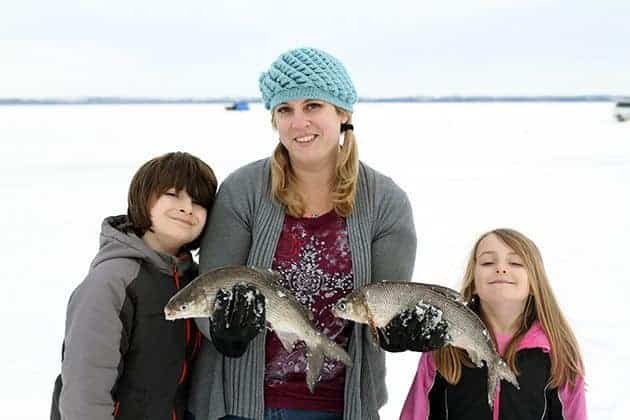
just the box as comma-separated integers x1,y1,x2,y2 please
51,152,217,420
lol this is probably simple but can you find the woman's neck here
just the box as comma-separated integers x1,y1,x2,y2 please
292,160,336,216
480,300,527,336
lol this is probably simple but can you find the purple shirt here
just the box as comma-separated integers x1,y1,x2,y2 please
264,210,353,413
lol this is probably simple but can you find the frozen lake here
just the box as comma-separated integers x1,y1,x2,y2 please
1,102,628,419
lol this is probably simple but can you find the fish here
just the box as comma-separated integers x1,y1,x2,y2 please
164,265,353,392
331,281,519,408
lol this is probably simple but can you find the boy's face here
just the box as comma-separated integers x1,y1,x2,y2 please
145,188,207,255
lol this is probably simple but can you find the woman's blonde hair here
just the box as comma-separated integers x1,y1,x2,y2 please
270,107,359,217
434,228,584,389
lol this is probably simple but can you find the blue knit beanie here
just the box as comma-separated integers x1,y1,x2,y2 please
258,47,357,112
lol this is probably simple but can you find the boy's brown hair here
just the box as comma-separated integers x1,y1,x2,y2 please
126,152,217,251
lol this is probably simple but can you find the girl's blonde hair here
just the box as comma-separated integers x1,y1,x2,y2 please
270,108,358,217
434,228,584,389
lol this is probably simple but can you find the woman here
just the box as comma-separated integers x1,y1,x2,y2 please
189,47,446,420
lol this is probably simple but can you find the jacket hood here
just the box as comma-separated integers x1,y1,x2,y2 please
90,215,194,275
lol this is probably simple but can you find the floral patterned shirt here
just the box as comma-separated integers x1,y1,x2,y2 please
264,210,353,413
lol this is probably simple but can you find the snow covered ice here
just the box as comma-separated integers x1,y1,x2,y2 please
1,102,628,419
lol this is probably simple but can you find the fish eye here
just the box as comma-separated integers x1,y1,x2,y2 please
180,304,188,311
337,302,346,311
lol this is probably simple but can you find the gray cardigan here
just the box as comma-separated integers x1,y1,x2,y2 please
189,158,417,420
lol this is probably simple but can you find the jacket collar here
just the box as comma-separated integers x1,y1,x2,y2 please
516,321,551,353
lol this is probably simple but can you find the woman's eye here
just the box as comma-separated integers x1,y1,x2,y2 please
306,102,321,111
510,262,524,267
276,106,290,114
480,262,493,266
165,191,177,197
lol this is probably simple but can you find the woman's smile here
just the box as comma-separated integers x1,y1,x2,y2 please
294,134,317,144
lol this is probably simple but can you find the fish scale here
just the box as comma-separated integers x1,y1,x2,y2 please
164,265,352,392
333,280,520,408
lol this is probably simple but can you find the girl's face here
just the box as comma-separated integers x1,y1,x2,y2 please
273,99,346,170
473,233,531,306
145,188,207,255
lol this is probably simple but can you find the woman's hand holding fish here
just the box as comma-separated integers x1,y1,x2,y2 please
377,303,450,352
209,284,266,358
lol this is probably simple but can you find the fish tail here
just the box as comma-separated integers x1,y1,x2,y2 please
320,336,353,367
304,337,353,394
305,345,325,394
486,357,520,408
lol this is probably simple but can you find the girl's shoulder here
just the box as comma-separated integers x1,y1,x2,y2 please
517,321,551,353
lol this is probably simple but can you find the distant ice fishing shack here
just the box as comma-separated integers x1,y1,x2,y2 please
225,100,250,111
614,100,630,122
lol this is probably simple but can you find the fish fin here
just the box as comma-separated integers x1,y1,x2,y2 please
320,336,353,367
368,317,380,346
275,330,299,353
495,357,519,389
305,346,325,394
418,282,464,303
364,305,381,346
486,357,520,409
263,268,284,286
466,349,484,368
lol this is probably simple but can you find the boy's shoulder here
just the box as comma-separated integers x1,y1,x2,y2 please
67,257,144,311
83,256,144,292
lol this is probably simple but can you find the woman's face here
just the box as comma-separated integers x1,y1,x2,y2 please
273,99,347,169
473,233,531,307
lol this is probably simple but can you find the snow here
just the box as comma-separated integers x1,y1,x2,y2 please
1,102,628,419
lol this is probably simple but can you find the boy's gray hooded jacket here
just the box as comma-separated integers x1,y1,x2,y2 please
189,159,417,420
51,215,201,420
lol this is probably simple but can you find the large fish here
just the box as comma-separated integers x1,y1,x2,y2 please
164,265,353,392
331,281,519,407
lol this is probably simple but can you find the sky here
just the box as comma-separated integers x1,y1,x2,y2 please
1,0,629,98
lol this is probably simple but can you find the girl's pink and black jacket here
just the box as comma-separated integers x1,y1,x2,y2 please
400,321,587,420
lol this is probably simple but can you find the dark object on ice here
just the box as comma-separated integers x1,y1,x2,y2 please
225,100,250,111
377,304,450,353
614,101,630,122
209,284,266,358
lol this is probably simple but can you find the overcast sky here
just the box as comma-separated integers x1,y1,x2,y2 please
1,0,629,97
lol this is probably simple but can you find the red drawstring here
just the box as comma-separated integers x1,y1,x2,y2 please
173,265,181,290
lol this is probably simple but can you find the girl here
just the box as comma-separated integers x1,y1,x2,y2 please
51,152,217,420
400,228,587,420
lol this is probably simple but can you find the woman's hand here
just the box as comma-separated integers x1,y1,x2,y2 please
377,303,450,352
209,284,266,358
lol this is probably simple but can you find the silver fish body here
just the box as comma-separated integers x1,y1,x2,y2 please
164,266,353,392
332,281,519,407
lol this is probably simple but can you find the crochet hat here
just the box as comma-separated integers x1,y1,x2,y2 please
258,47,357,112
